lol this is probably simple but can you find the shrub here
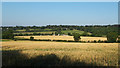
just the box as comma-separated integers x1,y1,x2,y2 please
104,40,108,43
14,38,17,41
93,40,97,43
30,36,34,41
98,40,101,43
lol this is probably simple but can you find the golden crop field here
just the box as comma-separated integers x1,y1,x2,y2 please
15,36,107,41
2,40,118,66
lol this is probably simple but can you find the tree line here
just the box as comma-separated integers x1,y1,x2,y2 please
1,24,120,43
2,24,119,37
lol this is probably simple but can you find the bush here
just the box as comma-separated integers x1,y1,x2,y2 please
14,38,17,41
72,33,81,42
98,40,102,43
104,40,108,43
107,32,118,43
30,36,34,41
93,40,97,43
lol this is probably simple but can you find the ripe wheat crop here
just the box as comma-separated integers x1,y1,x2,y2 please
2,41,118,66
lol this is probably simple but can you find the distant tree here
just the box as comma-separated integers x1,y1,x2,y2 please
98,40,102,43
2,29,14,39
87,40,90,43
30,36,34,41
57,30,62,35
14,38,17,41
93,40,97,43
33,32,37,35
107,32,118,42
19,33,23,36
26,28,30,32
73,33,81,42
25,33,29,36
68,33,72,36
52,32,54,35
55,32,58,35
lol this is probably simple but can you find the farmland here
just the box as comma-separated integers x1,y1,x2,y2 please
1,1,120,67
14,29,90,36
15,36,107,41
2,25,119,67
2,40,118,66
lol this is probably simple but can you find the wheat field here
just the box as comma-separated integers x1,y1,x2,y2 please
15,36,107,41
2,40,118,66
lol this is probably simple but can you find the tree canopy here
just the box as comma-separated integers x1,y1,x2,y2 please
107,32,118,42
73,33,81,42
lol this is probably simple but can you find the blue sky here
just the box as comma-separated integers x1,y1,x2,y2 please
2,2,118,26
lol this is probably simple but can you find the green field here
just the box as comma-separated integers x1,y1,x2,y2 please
14,29,91,35
61,30,87,35
16,29,26,32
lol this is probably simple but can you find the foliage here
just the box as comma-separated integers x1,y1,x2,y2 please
107,32,118,42
68,33,72,36
93,40,97,43
61,30,84,35
81,32,89,36
55,32,58,35
2,24,119,37
30,36,34,40
2,29,14,39
73,33,81,42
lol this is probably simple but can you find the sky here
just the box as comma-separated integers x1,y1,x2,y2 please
2,2,118,26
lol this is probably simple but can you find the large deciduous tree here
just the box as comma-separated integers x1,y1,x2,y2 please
73,33,81,42
107,32,118,42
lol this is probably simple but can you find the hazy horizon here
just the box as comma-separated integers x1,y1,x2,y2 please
1,24,119,27
2,2,118,26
